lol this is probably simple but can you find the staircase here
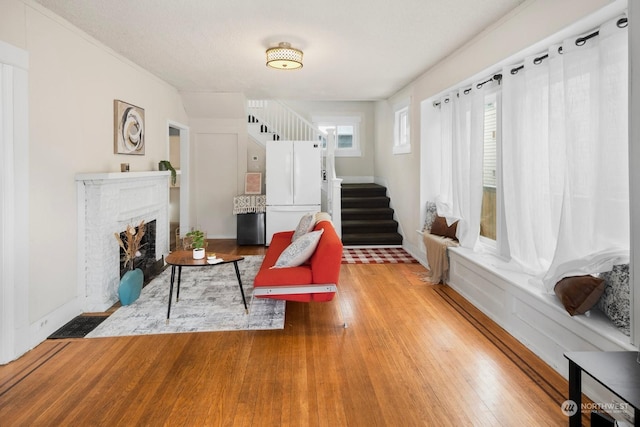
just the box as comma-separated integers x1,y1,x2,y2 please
341,183,402,246
247,114,281,144
247,100,319,145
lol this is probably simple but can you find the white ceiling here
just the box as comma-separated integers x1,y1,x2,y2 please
34,0,526,101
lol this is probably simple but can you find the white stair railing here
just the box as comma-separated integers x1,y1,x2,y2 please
324,129,342,237
247,99,321,141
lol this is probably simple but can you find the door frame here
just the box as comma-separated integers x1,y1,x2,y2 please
0,40,29,364
167,120,190,240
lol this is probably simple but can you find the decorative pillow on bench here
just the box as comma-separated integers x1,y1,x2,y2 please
430,215,459,241
597,264,630,336
422,201,459,241
423,201,438,233
554,275,605,316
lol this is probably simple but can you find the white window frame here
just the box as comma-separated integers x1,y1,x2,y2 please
393,100,411,154
478,90,504,254
313,115,362,157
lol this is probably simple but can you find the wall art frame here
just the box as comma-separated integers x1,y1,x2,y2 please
114,99,145,155
244,172,262,194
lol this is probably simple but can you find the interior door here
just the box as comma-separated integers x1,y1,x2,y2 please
194,133,237,238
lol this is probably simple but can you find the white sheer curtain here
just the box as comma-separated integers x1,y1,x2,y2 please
437,96,454,218
541,16,629,290
501,51,564,275
501,15,629,289
436,86,486,249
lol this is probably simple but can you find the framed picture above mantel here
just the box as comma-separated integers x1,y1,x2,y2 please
114,100,145,155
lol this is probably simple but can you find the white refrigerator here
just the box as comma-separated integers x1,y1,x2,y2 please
266,140,321,245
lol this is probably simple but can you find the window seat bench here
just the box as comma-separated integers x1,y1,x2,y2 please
446,246,634,379
444,246,636,414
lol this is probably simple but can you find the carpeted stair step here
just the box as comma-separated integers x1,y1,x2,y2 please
342,196,391,209
342,232,403,246
341,183,387,198
341,183,402,246
342,219,399,234
341,207,395,221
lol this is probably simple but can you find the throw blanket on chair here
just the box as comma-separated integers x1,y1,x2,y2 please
422,232,459,284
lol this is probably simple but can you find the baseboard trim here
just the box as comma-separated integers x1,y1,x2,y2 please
29,298,82,350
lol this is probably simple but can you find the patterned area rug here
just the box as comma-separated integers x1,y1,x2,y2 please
342,247,418,264
86,255,284,338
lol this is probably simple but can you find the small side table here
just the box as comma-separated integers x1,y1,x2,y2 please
565,351,640,426
164,251,248,322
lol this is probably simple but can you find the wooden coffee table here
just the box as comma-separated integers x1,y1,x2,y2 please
164,251,248,322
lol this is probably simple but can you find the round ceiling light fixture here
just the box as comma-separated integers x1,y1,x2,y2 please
266,42,303,70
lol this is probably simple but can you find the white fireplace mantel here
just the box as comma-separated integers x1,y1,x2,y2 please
76,170,171,182
76,171,170,311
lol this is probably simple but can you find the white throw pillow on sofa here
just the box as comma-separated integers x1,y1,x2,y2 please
272,229,324,268
291,212,316,241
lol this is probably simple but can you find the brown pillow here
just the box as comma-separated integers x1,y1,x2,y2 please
430,215,458,241
554,275,605,316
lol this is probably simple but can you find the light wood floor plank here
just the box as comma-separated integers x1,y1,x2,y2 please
0,241,579,426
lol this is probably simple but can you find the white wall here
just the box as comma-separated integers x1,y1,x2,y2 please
247,139,266,194
374,87,418,252
0,0,188,353
374,0,617,255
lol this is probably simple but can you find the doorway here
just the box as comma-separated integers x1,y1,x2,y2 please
168,126,180,250
0,41,29,364
167,121,189,250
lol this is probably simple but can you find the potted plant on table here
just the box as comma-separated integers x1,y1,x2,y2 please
186,229,206,259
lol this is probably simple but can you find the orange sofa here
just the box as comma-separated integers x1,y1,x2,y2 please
253,219,343,302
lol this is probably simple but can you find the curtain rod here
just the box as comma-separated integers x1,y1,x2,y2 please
510,17,627,75
433,16,627,108
432,74,502,107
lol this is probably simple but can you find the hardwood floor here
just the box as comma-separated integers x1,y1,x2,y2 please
0,240,580,426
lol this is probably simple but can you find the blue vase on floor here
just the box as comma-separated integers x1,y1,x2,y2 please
119,268,143,305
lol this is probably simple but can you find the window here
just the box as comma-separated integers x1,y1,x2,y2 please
393,102,410,154
421,12,629,301
480,95,497,241
313,116,361,157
